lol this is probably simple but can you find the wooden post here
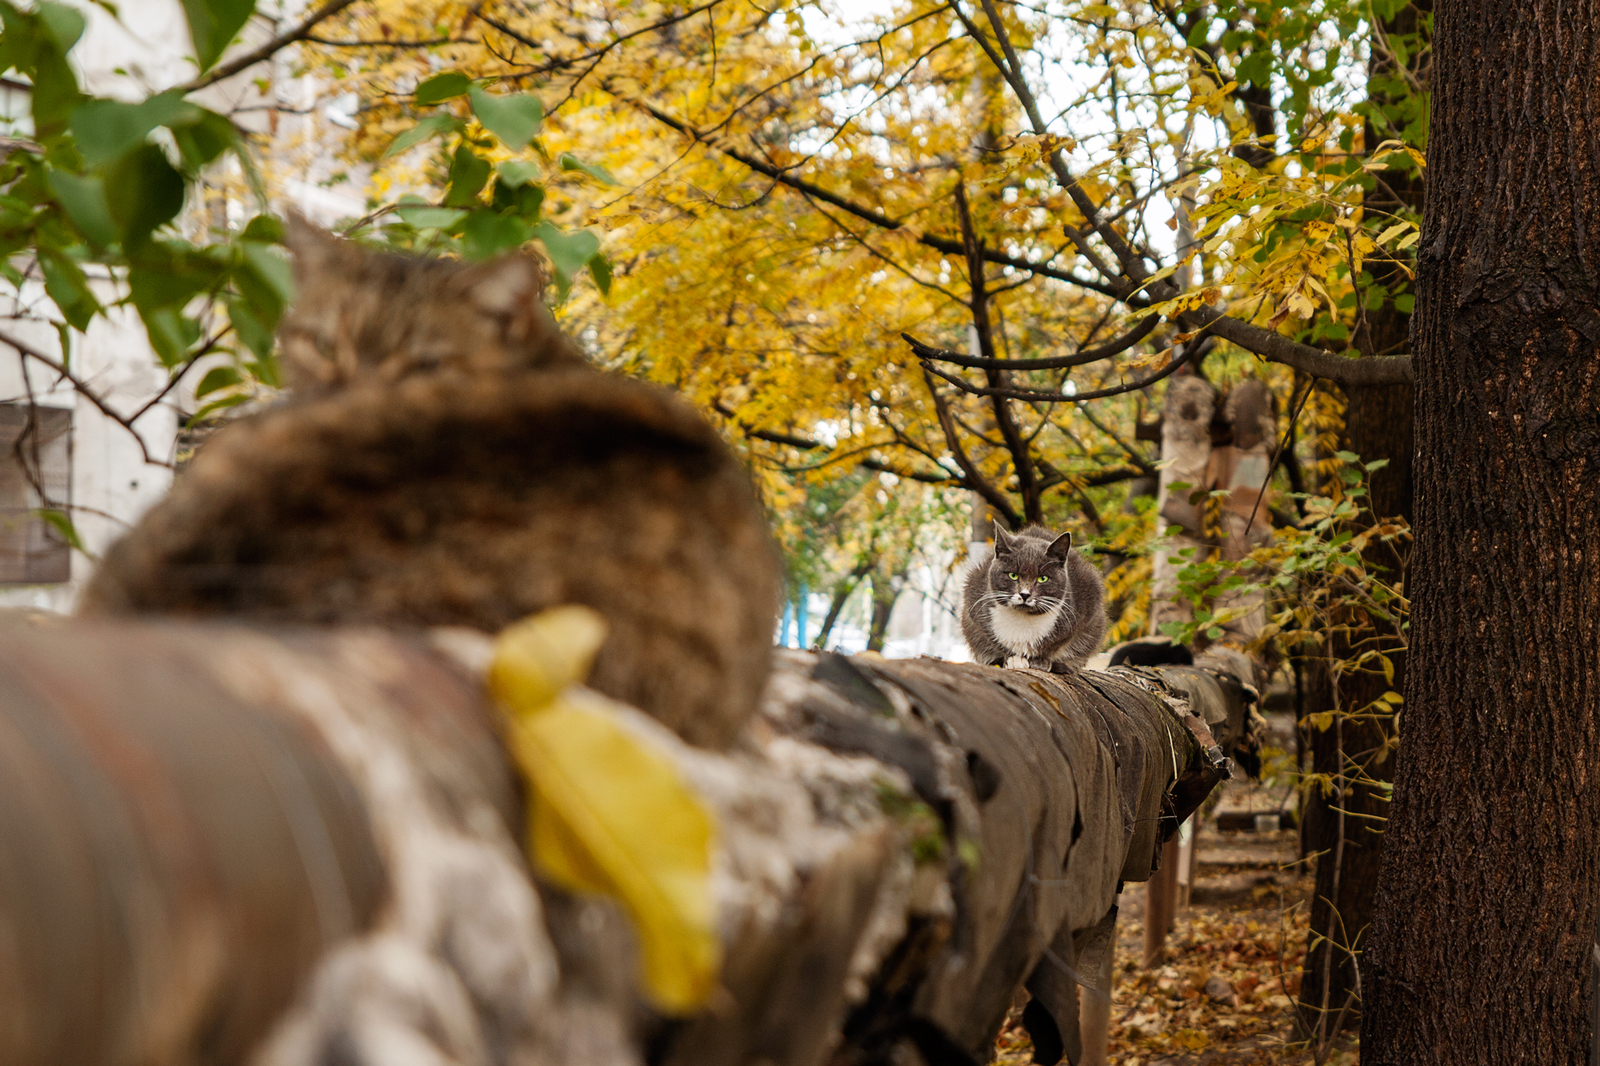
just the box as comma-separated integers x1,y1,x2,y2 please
1076,925,1116,1066
1142,834,1182,967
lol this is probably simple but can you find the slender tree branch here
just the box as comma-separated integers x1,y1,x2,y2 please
128,331,229,424
861,458,958,485
1176,305,1414,384
1037,464,1147,491
304,34,469,47
1075,401,1155,476
921,366,1019,527
712,403,956,484
903,313,1160,370
920,341,1198,403
956,182,1040,523
486,0,724,77
0,329,173,468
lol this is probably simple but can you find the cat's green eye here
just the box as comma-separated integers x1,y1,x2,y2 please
1037,575,1048,583
1008,572,1019,580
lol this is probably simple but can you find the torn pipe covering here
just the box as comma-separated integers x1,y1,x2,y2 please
776,654,1243,1066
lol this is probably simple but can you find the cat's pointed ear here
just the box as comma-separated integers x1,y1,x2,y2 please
461,254,549,341
463,254,542,314
992,519,1014,555
282,211,342,283
1047,530,1073,560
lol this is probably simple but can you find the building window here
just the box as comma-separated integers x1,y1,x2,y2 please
0,76,32,138
0,403,72,584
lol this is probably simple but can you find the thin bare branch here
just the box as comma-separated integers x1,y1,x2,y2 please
904,313,1160,370
0,330,173,468
920,342,1198,404
921,365,1019,527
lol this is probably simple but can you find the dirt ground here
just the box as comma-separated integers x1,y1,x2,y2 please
993,743,1358,1066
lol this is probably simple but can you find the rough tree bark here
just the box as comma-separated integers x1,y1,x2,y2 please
1362,1,1600,1060
0,619,1254,1066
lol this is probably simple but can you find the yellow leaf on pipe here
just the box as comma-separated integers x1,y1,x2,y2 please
491,610,720,1014
489,605,609,709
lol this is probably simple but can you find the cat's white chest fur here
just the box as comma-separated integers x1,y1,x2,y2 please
989,604,1060,658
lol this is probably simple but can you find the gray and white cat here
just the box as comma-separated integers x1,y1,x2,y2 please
961,521,1107,674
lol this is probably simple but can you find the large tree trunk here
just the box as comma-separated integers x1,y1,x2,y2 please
1362,1,1600,1059
0,618,1254,1066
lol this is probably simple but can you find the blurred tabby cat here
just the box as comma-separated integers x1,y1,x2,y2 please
81,218,780,750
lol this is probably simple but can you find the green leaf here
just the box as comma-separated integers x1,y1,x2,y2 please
248,348,281,388
104,143,185,246
39,248,98,331
558,152,616,185
188,391,250,425
240,213,283,243
28,36,83,132
46,170,116,248
535,222,601,292
444,144,492,207
0,4,35,76
1392,293,1414,314
142,305,201,366
194,364,241,397
498,159,541,188
461,211,530,260
588,252,612,296
1334,450,1359,463
1235,49,1271,88
71,91,192,167
238,242,294,318
415,71,471,105
233,133,269,206
37,510,88,554
383,114,462,157
492,178,544,220
395,204,466,230
469,85,543,149
179,0,255,71
226,294,273,360
35,0,84,50
170,108,236,173
128,260,212,315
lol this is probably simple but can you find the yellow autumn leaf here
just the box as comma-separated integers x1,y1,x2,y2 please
1304,220,1335,243
1374,222,1414,246
489,605,609,708
492,609,720,1014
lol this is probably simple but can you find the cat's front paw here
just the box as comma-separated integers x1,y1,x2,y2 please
1004,655,1030,670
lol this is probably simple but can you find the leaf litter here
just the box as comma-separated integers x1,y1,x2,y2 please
994,828,1357,1066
